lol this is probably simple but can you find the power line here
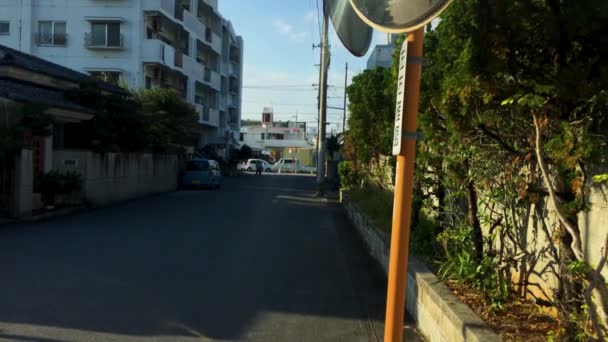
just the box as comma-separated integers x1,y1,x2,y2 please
315,0,323,43
243,85,316,88
242,88,318,92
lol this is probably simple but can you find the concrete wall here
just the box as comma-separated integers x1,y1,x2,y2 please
342,191,500,342
11,149,33,218
478,180,608,302
53,150,178,206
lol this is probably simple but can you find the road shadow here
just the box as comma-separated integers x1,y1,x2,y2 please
0,174,389,340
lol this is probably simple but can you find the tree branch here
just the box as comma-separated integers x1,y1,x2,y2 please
533,113,585,261
477,123,524,156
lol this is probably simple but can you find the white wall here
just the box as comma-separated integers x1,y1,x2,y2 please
53,150,178,206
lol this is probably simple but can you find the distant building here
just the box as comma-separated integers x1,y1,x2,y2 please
366,34,398,70
240,108,314,164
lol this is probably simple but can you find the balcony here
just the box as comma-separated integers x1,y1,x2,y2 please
84,32,124,49
228,108,239,124
142,39,175,68
200,0,218,9
228,62,240,77
229,44,240,64
181,54,205,79
183,9,205,39
228,94,238,108
197,27,222,54
143,0,175,17
201,68,220,91
174,49,183,68
196,104,220,127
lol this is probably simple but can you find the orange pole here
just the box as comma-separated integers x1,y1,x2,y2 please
384,27,424,342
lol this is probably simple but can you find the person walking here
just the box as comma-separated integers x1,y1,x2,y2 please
255,160,263,176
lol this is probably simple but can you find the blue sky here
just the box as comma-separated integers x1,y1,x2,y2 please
219,0,388,133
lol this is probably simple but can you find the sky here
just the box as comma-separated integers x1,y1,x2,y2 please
218,0,389,134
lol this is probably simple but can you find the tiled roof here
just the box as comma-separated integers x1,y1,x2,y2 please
0,44,125,94
0,79,94,114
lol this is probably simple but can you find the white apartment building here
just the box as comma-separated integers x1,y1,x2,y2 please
0,0,243,154
366,34,397,70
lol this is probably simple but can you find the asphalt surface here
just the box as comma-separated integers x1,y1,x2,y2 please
0,174,420,341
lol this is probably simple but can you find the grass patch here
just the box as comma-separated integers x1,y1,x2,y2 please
349,184,393,234
349,184,439,259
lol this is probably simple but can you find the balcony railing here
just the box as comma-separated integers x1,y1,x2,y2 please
160,0,175,17
84,32,124,49
196,105,220,127
34,32,68,46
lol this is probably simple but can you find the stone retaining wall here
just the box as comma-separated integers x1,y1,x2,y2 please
342,191,501,342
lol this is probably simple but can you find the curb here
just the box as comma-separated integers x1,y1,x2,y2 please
341,190,501,342
22,206,88,223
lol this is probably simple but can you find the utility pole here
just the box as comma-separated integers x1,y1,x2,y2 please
342,62,348,133
316,6,329,194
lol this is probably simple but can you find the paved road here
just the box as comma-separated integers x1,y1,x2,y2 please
0,174,419,341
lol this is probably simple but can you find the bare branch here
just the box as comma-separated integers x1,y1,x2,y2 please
532,113,585,261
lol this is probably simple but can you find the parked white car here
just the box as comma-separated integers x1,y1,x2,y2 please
239,159,273,172
272,158,316,174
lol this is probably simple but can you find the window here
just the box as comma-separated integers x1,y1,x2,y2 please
38,21,66,46
268,133,284,140
89,71,122,85
0,22,9,35
89,22,121,47
145,77,152,89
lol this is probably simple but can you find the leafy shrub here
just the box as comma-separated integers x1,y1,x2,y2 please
40,171,63,205
62,171,83,194
437,224,510,311
338,161,359,189
40,170,84,206
437,224,478,283
410,211,440,259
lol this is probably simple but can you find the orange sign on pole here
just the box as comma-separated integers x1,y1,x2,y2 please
384,27,424,342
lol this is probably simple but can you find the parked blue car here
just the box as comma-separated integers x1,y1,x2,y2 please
182,159,221,189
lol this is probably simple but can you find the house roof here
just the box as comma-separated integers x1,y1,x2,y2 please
0,44,125,94
0,78,94,114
